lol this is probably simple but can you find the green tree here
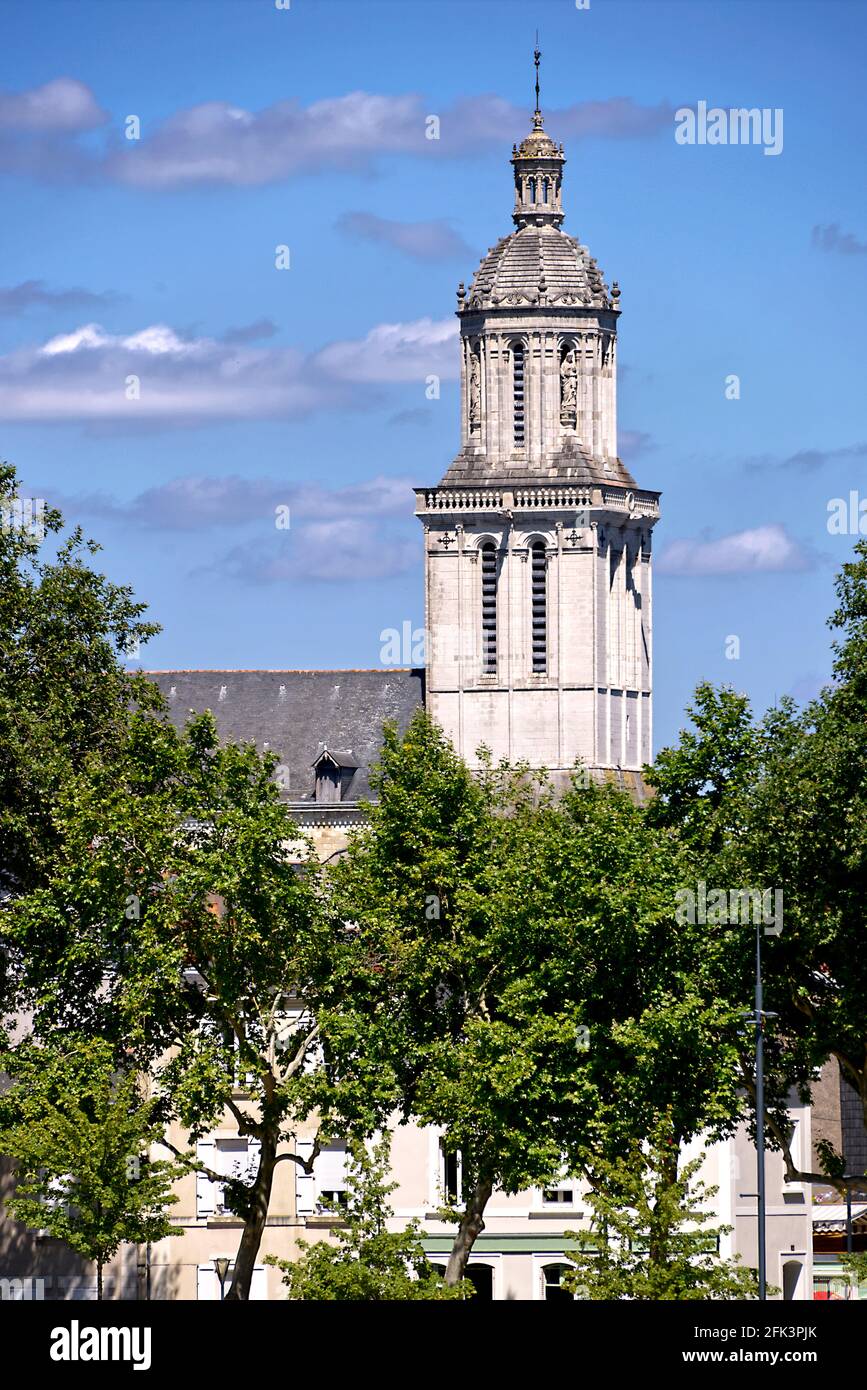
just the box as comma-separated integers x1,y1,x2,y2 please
0,462,161,908
269,1136,466,1300
322,711,743,1286
564,1116,759,1300
646,541,867,1196
840,1251,867,1299
5,710,369,1300
0,1038,180,1299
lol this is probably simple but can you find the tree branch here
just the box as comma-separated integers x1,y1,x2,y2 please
273,1135,321,1176
738,1053,866,1189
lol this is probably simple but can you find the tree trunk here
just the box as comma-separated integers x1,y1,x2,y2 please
649,1146,679,1268
97,1257,103,1302
444,1177,493,1287
225,1134,276,1301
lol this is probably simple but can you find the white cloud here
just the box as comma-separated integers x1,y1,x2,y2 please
0,80,675,187
121,325,194,356
0,77,107,132
215,521,420,584
312,317,457,384
50,473,416,530
657,524,814,576
0,316,457,424
40,323,111,355
111,92,675,188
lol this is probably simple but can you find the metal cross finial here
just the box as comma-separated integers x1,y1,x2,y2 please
534,35,541,116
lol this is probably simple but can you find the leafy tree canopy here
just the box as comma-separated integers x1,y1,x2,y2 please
269,1136,467,1301
0,462,161,908
564,1116,759,1301
322,712,744,1283
645,540,867,1183
0,1037,180,1297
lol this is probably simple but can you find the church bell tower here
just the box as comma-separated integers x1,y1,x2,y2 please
416,53,660,784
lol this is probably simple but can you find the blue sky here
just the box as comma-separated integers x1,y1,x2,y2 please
1,0,865,752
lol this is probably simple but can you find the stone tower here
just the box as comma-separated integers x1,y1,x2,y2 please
416,62,660,784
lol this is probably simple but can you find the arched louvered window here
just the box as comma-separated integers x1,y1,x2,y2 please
481,543,497,674
531,541,547,672
528,176,537,202
542,177,549,204
512,343,525,448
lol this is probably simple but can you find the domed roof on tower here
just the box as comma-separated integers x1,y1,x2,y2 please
461,45,619,314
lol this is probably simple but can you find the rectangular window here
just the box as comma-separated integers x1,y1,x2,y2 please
441,1145,462,1205
542,1186,575,1205
481,544,497,674
512,345,525,447
315,1141,349,1213
295,1139,349,1216
531,542,547,672
196,1137,261,1219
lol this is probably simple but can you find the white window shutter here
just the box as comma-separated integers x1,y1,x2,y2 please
196,1265,218,1300
196,1139,217,1217
197,1263,264,1300
317,1141,348,1193
295,1140,316,1216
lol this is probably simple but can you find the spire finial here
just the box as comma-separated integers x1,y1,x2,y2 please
534,34,542,122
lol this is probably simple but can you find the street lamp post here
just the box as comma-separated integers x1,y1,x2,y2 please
743,917,777,1302
846,1185,853,1256
214,1257,231,1301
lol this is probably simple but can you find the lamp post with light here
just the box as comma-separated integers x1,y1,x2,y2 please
214,1257,231,1301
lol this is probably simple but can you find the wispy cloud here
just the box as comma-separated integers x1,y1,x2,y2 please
48,473,415,531
0,316,458,426
0,279,119,317
389,407,432,428
0,79,676,188
219,318,278,345
212,521,420,585
336,212,475,262
745,441,867,473
619,430,655,461
0,78,107,132
788,672,831,705
657,524,815,576
811,223,867,256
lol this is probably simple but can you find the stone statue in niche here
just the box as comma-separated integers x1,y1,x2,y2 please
469,349,481,431
559,348,577,426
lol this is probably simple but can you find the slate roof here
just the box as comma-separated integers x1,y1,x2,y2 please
466,225,614,311
146,669,424,803
313,749,359,770
439,435,637,489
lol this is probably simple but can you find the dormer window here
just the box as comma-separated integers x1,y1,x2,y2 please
312,748,358,803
